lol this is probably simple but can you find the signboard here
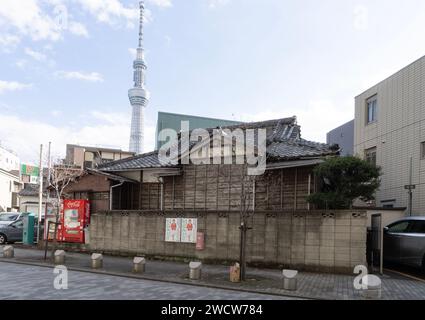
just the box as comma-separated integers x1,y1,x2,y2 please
21,164,39,176
181,218,197,243
165,218,181,242
404,185,416,190
165,218,198,243
21,164,40,184
196,232,205,250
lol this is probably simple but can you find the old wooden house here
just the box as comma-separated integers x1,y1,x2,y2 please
62,118,368,272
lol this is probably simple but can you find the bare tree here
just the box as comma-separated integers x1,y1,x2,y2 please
45,159,81,259
239,164,256,281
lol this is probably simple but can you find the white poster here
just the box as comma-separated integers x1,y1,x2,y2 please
165,218,181,242
181,218,197,243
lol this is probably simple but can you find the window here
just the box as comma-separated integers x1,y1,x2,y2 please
388,221,410,233
365,147,377,165
421,142,425,159
407,220,425,234
12,220,24,228
366,95,378,124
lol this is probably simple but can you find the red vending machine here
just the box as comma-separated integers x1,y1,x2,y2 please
60,200,90,243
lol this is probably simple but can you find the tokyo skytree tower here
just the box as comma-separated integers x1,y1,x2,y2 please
128,0,149,154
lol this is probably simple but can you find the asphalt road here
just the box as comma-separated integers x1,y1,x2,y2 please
0,262,294,300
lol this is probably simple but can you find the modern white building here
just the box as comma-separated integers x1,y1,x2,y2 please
354,55,425,214
0,168,20,212
0,145,20,172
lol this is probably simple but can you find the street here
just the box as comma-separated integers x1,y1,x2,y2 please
0,262,293,300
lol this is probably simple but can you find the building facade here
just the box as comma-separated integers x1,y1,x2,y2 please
0,168,20,212
326,120,354,156
354,55,425,213
0,145,20,172
66,144,135,170
155,112,241,150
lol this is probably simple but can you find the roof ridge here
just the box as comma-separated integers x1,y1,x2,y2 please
96,150,158,169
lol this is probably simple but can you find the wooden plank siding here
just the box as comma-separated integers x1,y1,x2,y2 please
112,164,316,212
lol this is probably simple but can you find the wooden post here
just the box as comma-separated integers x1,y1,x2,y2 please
172,176,175,210
228,165,232,210
280,169,283,210
139,171,143,210
204,165,208,210
294,168,298,211
148,183,151,209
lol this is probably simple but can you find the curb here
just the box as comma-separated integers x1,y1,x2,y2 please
0,258,322,300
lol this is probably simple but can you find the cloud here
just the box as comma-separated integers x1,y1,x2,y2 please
55,71,104,82
128,48,137,58
0,34,20,52
208,0,230,9
68,21,89,37
15,60,28,69
0,112,156,164
25,47,47,61
147,0,173,8
75,0,139,26
0,0,62,41
0,80,32,94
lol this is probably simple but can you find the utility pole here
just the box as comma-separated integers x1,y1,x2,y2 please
44,142,51,238
37,144,43,243
404,157,415,216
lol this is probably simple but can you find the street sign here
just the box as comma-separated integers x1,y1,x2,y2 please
404,185,416,190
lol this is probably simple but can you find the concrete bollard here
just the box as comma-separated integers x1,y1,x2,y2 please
230,263,241,283
2,245,14,258
360,275,382,300
54,250,66,265
189,261,202,280
133,257,146,273
91,253,103,269
282,269,298,291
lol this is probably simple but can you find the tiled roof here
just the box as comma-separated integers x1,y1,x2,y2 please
18,184,46,197
97,151,175,171
98,117,339,172
85,168,138,183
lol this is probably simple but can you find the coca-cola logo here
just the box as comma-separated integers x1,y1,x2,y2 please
66,201,81,209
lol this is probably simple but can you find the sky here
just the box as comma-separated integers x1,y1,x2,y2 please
1,0,425,165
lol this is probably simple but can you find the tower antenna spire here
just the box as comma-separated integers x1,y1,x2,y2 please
138,0,144,48
128,0,149,154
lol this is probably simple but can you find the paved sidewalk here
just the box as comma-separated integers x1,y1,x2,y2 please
1,246,425,300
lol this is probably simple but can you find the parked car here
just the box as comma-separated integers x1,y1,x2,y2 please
383,217,425,272
0,212,29,226
0,218,39,244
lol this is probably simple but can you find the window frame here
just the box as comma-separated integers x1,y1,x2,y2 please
420,141,425,160
366,95,378,125
364,147,377,166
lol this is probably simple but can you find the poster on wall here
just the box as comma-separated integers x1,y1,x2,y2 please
165,218,181,242
181,218,197,243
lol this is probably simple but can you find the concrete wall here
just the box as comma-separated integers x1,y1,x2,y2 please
354,55,425,213
89,210,367,273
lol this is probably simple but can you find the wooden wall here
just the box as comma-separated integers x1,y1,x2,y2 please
116,164,315,212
